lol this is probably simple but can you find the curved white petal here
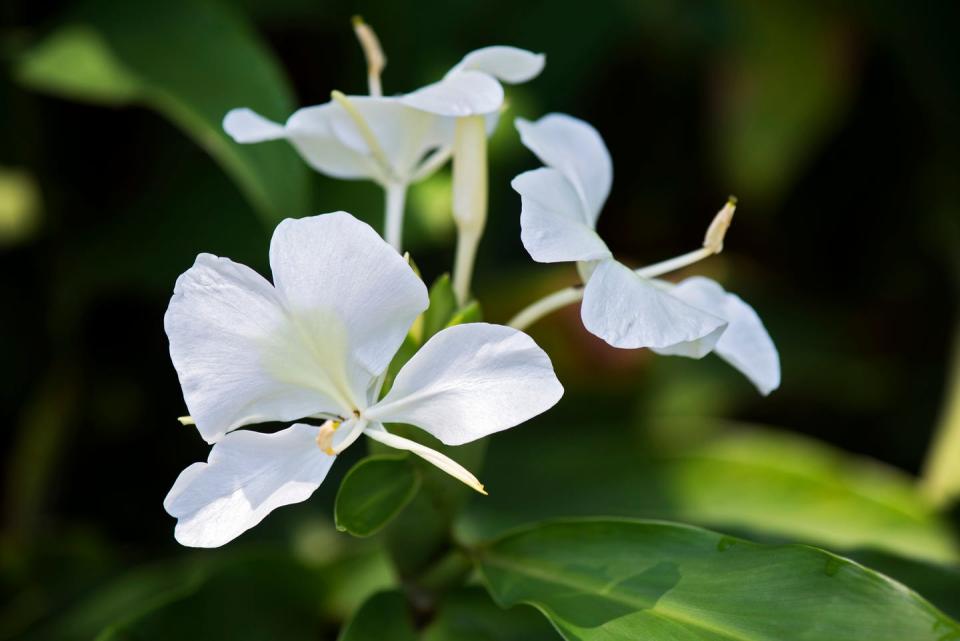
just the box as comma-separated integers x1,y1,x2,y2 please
512,168,611,263
164,254,346,443
269,213,428,390
581,259,728,351
515,114,612,226
317,97,455,179
365,323,563,445
363,425,485,494
282,103,376,180
447,46,545,84
401,70,504,117
655,276,780,394
164,424,333,548
223,108,285,142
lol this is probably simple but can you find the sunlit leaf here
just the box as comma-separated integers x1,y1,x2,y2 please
921,325,960,507
335,455,421,537
338,591,417,641
462,420,959,565
15,0,308,225
477,519,960,641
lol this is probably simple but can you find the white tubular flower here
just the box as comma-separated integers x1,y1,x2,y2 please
163,212,563,547
511,113,780,395
400,46,545,304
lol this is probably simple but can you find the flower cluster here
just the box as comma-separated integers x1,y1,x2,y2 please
162,22,778,547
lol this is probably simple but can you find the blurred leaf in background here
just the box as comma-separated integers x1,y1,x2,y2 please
16,0,309,226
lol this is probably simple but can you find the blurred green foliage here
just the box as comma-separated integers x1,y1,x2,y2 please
1,0,959,638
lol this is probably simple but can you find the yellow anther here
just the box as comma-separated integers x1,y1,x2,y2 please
352,16,386,97
316,420,341,456
703,196,737,254
177,416,194,426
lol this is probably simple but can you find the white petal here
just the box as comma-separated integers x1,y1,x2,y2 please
282,103,376,179
447,46,545,84
223,108,286,142
363,425,486,494
365,323,563,445
269,212,428,388
164,254,346,443
581,259,728,351
401,70,504,117
512,168,611,263
164,424,334,548
655,276,781,394
515,114,612,226
309,97,455,179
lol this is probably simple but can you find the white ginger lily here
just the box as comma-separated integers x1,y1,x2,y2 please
222,37,542,254
509,113,780,395
163,212,563,547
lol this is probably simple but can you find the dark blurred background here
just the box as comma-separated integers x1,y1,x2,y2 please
1,0,959,638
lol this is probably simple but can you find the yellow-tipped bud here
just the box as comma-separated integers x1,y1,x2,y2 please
703,196,737,254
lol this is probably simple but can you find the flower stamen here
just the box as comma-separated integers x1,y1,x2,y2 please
330,90,394,182
352,16,386,97
316,419,341,456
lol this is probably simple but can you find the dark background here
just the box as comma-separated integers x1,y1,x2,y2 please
1,0,958,638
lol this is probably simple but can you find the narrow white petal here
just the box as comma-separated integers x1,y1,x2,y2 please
164,424,334,548
655,276,781,394
308,97,456,180
515,114,612,226
512,168,611,263
447,46,545,84
401,70,504,117
164,254,345,443
581,259,728,351
269,213,428,389
363,425,486,494
223,108,285,143
283,103,379,180
366,323,563,445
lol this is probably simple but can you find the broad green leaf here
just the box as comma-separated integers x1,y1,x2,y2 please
476,519,960,641
422,587,559,641
462,421,959,564
335,455,421,537
338,591,417,641
16,0,308,225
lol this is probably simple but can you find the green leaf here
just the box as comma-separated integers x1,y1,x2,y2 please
462,421,959,565
476,519,960,641
423,273,458,340
335,455,421,537
422,587,559,641
338,591,417,641
448,300,483,326
15,0,308,225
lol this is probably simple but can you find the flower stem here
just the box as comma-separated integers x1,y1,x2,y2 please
384,182,407,251
507,285,584,331
450,116,487,305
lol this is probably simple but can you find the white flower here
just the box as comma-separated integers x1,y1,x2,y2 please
221,46,542,253
163,212,563,547
511,113,780,395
